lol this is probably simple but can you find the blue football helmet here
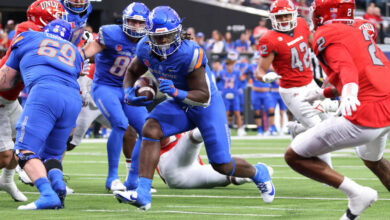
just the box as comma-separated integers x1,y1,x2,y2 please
43,19,73,41
62,0,90,14
146,6,182,58
122,2,150,38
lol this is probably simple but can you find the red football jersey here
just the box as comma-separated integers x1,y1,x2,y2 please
352,18,377,42
258,17,313,88
313,23,390,128
0,21,41,101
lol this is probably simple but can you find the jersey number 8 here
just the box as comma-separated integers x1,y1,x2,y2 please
109,56,131,77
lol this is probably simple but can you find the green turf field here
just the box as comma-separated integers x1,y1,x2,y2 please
1,137,390,219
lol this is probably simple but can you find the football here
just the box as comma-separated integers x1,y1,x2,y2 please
134,76,157,101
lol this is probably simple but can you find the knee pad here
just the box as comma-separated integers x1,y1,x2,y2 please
254,113,262,119
44,159,63,173
16,151,40,169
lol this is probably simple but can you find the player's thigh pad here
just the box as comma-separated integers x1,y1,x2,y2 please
15,85,81,153
91,84,128,129
147,99,195,137
124,104,148,134
355,128,390,161
188,94,231,164
291,116,390,158
0,99,21,151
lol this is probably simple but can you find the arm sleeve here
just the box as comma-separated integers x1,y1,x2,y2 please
322,43,359,86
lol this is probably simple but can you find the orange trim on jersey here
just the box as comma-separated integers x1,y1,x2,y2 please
11,36,24,47
194,48,204,69
172,88,178,97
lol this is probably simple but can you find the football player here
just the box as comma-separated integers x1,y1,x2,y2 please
0,0,66,203
256,0,332,166
81,2,150,191
284,0,390,219
114,6,275,211
157,128,267,188
0,19,84,210
60,0,92,45
219,52,246,136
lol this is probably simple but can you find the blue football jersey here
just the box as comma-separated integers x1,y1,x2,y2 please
62,2,92,45
245,63,270,89
136,37,218,96
93,25,138,87
6,31,83,92
219,69,241,94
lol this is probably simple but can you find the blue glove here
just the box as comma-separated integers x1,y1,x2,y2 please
124,87,153,106
159,79,187,101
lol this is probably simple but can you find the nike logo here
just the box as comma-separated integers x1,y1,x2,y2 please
130,193,137,202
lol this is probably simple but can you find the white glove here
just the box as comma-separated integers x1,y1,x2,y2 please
336,83,360,116
262,72,281,83
302,88,325,103
80,89,89,107
82,31,94,44
81,59,91,76
300,99,339,118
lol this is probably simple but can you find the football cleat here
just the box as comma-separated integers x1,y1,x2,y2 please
286,121,306,139
0,177,28,202
106,179,126,191
18,193,61,210
66,186,74,195
229,176,252,185
253,163,275,204
150,187,157,193
340,186,378,220
114,190,151,211
16,166,33,186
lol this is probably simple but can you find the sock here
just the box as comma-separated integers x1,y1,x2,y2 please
191,128,203,142
35,177,55,196
48,169,65,194
1,168,15,183
338,177,362,198
106,127,125,183
138,177,152,196
257,127,263,134
252,168,261,184
125,138,141,190
86,128,91,137
125,158,131,180
101,127,107,137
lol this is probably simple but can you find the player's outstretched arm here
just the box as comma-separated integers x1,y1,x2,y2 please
0,65,20,91
82,39,104,60
255,53,275,83
124,57,148,89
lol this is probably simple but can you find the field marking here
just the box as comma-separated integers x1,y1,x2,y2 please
167,205,345,212
4,191,390,201
83,209,281,217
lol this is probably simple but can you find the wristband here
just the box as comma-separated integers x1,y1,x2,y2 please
173,89,188,101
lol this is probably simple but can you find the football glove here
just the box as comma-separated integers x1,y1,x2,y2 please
82,31,94,44
81,59,91,76
262,72,281,83
159,78,187,100
124,87,153,106
336,83,360,116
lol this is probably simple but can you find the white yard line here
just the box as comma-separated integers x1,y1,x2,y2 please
4,191,390,201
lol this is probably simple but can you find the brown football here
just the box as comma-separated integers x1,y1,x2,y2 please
134,76,157,101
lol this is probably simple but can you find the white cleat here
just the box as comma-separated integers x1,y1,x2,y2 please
237,128,247,137
18,202,37,210
114,190,151,211
16,167,33,186
150,187,157,193
0,178,28,202
107,179,126,191
229,176,252,185
340,186,378,220
66,186,74,195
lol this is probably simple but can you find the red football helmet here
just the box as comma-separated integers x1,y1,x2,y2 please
27,0,67,28
311,0,355,30
269,0,298,32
